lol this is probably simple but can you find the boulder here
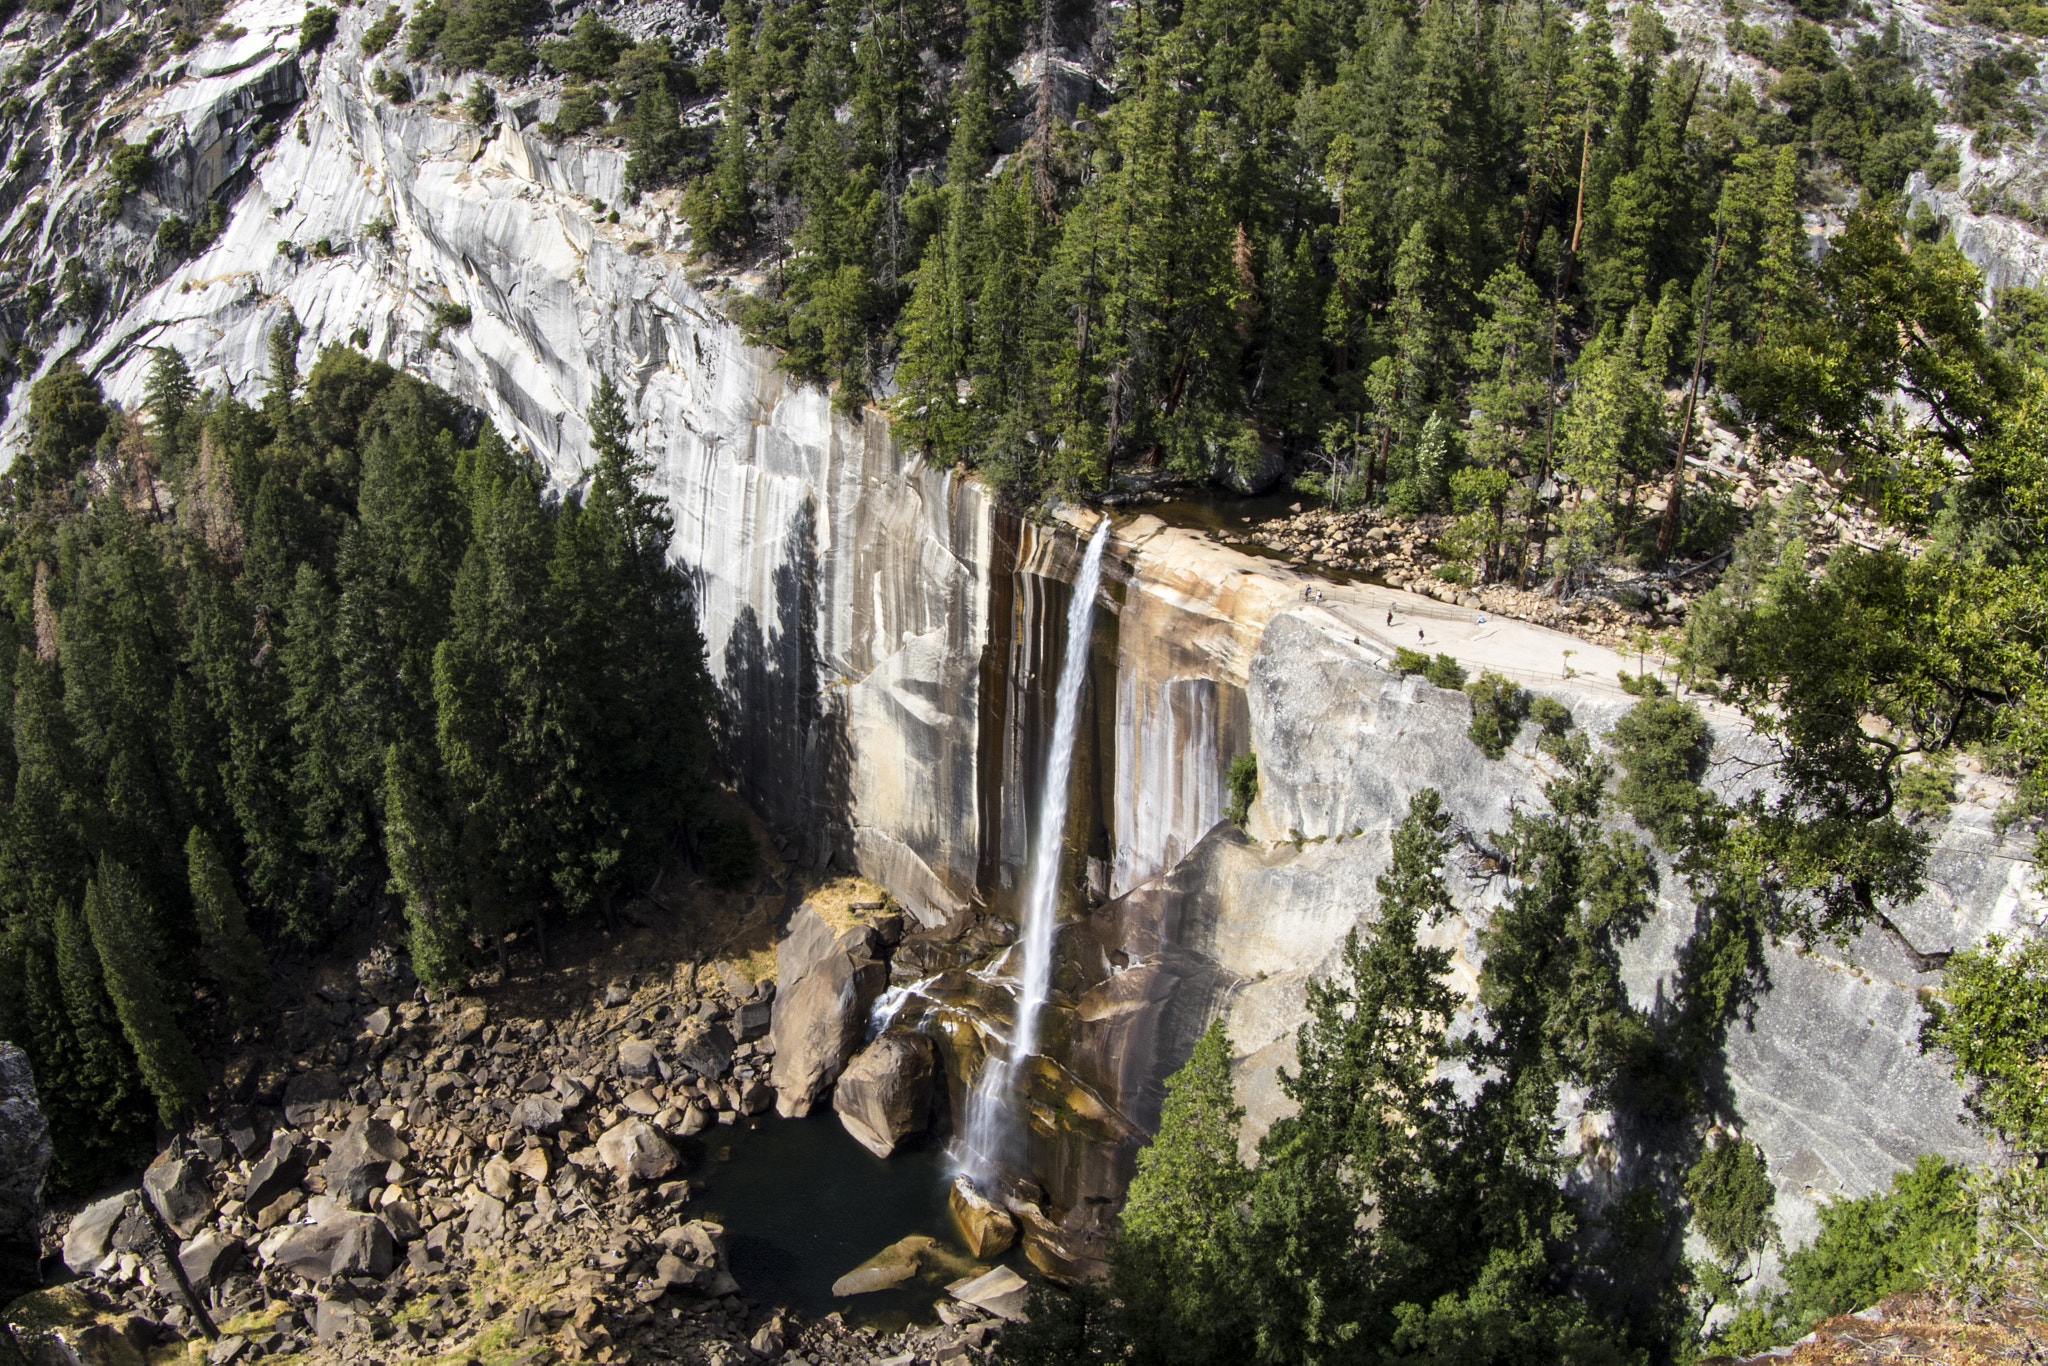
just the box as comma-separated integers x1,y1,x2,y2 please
282,1068,344,1126
510,1145,551,1184
0,1043,52,1299
622,1088,662,1117
481,1155,516,1200
63,1192,134,1275
655,1219,738,1296
831,1234,934,1296
673,1022,735,1080
177,1230,245,1289
363,1007,393,1038
270,1213,394,1281
948,1264,1030,1322
833,1032,934,1158
241,1132,306,1212
223,1109,270,1160
318,1119,406,1209
464,1193,506,1242
948,1177,1018,1260
143,1151,215,1238
734,1001,773,1041
769,904,887,1117
595,1119,679,1184
511,1096,564,1134
618,1039,660,1077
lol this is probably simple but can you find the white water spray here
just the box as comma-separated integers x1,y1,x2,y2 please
957,518,1111,1189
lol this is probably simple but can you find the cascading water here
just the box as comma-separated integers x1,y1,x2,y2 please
956,518,1112,1190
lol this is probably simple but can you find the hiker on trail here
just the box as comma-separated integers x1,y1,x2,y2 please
1386,609,1393,627
1418,628,1425,642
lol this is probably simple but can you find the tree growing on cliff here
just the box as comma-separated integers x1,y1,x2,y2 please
84,856,205,1125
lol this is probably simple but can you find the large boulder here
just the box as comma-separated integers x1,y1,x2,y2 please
0,1044,51,1299
832,1032,934,1158
270,1213,394,1281
595,1119,679,1185
673,1022,735,1081
655,1219,739,1297
143,1151,215,1239
511,1095,564,1134
241,1132,307,1212
318,1118,407,1209
769,904,887,1117
177,1230,245,1289
948,1177,1017,1260
63,1192,134,1276
830,1234,933,1296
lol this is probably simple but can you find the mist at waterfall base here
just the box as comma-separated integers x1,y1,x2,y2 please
956,517,1112,1191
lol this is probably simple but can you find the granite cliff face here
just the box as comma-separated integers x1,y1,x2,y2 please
10,0,2044,1289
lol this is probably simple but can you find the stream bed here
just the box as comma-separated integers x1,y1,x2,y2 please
684,1111,1000,1330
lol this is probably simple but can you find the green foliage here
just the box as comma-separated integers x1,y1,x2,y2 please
1922,934,2048,1149
185,827,270,1027
85,35,135,85
1713,1157,1974,1350
1392,647,1468,690
464,78,497,128
1686,1134,1777,1270
1618,669,1669,697
1465,670,1530,759
409,0,535,71
1224,752,1257,827
433,300,472,329
371,66,414,103
14,364,106,505
105,138,153,189
1896,753,1957,823
85,857,205,1125
1608,695,1713,850
360,8,402,55
299,5,339,53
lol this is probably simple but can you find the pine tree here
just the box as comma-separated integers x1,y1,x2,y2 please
144,347,197,470
84,856,205,1125
1115,1020,1255,1363
186,825,271,1027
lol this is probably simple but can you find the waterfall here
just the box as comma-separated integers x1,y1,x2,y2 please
957,517,1111,1190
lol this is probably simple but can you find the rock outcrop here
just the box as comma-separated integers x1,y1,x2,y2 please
769,903,887,1118
0,1043,51,1300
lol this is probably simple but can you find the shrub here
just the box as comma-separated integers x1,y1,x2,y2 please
1464,671,1529,760
464,79,496,127
1618,669,1670,697
544,82,606,138
703,818,757,889
1529,695,1573,739
432,300,472,328
299,6,339,53
371,66,414,103
1607,695,1712,850
85,35,134,83
106,137,154,187
1225,753,1258,827
1393,647,1468,691
171,28,202,53
361,9,402,54
155,215,189,255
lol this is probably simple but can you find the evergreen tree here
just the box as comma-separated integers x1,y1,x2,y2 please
185,825,271,1027
84,855,205,1125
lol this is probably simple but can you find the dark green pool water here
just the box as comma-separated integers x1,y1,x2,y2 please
683,1111,977,1329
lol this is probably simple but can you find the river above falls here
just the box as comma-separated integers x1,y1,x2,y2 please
685,1111,1011,1330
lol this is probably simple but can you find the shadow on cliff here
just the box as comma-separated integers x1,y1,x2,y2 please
719,497,851,868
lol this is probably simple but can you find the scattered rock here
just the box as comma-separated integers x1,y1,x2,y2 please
241,1132,306,1213
364,1006,394,1037
270,1212,394,1281
834,1032,935,1158
674,1021,736,1080
618,1039,660,1077
512,1094,565,1134
281,1068,344,1126
319,1118,406,1209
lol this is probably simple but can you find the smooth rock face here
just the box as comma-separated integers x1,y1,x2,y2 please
833,1032,935,1158
947,1178,1017,1260
770,905,887,1117
0,1044,52,1299
64,1192,134,1276
595,1119,680,1184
